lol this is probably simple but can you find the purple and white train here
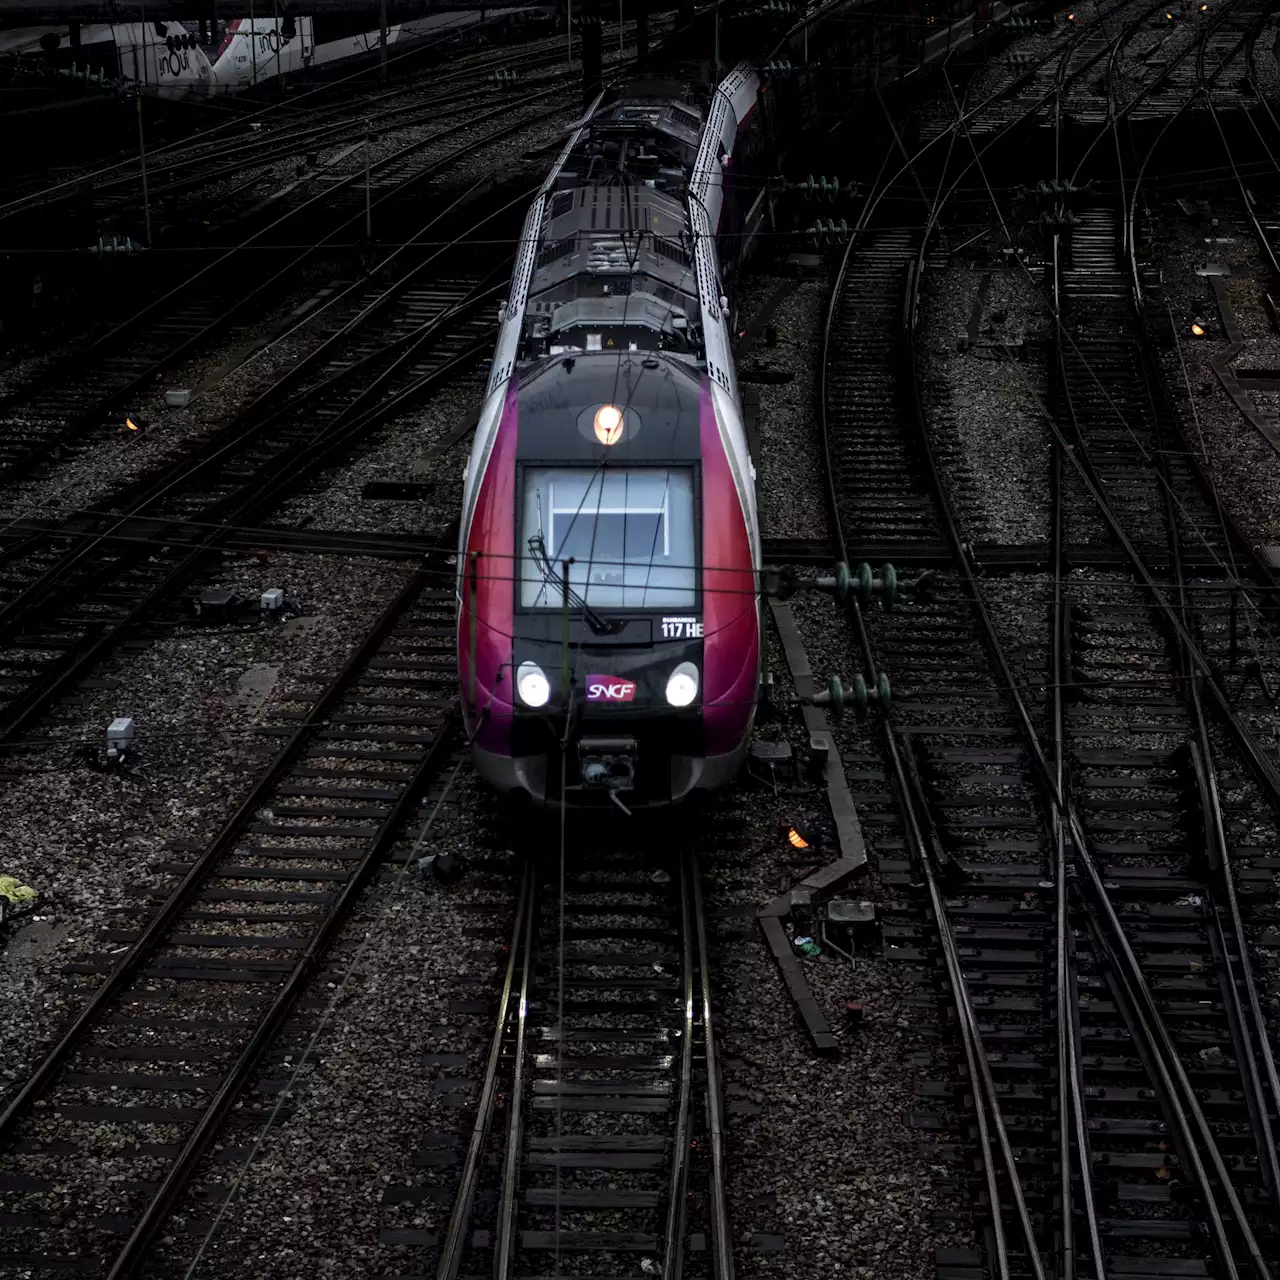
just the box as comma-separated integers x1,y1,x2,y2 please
456,62,777,809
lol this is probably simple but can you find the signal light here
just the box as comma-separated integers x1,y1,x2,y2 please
785,824,811,850
1191,319,1206,336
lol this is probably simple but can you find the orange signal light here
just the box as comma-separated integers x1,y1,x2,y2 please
787,827,810,850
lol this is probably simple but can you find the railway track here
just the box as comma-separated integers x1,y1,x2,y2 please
0,89,566,491
433,841,733,1280
0,21,570,227
0,562,460,1277
0,178,516,747
800,3,1280,1275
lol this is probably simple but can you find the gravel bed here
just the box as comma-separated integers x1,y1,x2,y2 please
272,375,483,537
734,272,832,542
0,553,413,1096
0,97,577,539
1154,201,1280,544
918,261,1053,544
159,788,512,1278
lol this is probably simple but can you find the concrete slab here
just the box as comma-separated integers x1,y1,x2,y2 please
235,663,281,711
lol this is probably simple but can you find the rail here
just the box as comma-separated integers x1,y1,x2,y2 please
0,562,460,1276
815,1,1280,1274
435,847,732,1280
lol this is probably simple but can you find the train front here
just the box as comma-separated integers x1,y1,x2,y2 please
459,348,759,808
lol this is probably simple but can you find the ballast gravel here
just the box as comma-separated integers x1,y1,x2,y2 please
0,555,415,1100
735,272,832,543
1155,201,1280,545
918,259,1053,544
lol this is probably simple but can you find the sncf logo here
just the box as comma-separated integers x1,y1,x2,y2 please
586,675,636,703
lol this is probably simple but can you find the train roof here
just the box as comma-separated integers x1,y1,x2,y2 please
520,81,712,361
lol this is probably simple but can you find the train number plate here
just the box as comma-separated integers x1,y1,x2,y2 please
661,616,703,639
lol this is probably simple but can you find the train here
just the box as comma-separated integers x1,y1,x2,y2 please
457,61,775,810
207,9,541,89
2,8,544,98
0,21,220,99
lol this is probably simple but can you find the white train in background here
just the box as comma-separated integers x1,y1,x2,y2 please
210,9,536,88
1,7,540,99
0,21,219,98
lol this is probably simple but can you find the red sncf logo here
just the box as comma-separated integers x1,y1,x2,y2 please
586,675,636,702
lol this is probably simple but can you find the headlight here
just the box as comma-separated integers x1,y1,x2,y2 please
665,661,699,708
517,661,550,708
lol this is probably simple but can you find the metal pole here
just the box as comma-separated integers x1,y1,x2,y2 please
714,3,720,76
619,0,623,56
365,126,372,240
273,0,281,85
380,0,388,78
136,94,152,248
561,560,570,703
568,0,573,68
250,0,257,86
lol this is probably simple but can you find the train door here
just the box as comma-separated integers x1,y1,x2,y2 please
298,17,314,67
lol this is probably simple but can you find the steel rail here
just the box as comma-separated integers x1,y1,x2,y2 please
0,86,566,444
0,328,492,747
1048,355,1276,1280
1117,0,1275,295
817,64,1049,1280
1185,731,1280,1214
1204,67,1280,276
1049,40,1107,1280
0,187,526,638
71,49,578,215
660,852,696,1280
1126,4,1280,1221
1037,8,1280,1259
815,13,1276,1275
946,1,1280,828
436,861,536,1280
897,738,1042,1280
690,852,733,1280
492,856,539,1280
1049,228,1247,1273
109,696,459,1273
0,563,448,1144
1143,98,1280,1210
0,196,516,587
0,26,562,218
1040,10,1279,1258
817,0,1167,561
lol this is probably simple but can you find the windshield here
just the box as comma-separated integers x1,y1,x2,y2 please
521,466,697,610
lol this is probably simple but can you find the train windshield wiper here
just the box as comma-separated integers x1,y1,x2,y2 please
526,534,617,635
